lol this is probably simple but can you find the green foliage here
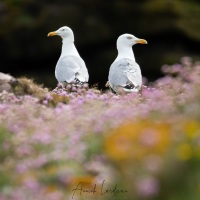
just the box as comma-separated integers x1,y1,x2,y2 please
0,127,13,162
0,127,15,189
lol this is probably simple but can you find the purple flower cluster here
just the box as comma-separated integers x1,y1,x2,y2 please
52,81,89,95
0,57,200,199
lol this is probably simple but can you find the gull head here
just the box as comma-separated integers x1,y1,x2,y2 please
47,26,74,41
117,34,147,48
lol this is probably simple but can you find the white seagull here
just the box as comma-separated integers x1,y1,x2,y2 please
108,34,147,94
48,26,89,86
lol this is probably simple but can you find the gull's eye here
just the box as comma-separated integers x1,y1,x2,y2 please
127,36,132,40
61,29,65,31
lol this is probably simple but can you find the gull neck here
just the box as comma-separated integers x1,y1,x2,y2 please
115,46,135,62
60,38,80,58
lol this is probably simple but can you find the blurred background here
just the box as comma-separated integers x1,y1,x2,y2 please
0,0,200,89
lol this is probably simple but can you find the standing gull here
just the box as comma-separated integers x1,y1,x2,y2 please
48,26,89,86
108,34,147,94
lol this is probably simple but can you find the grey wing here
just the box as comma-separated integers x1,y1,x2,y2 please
125,62,142,87
109,61,129,87
69,56,89,82
109,58,142,89
55,56,80,83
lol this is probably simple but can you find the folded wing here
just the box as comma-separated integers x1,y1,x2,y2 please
109,58,142,92
55,55,88,83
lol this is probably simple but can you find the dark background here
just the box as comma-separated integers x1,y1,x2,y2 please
1,0,200,89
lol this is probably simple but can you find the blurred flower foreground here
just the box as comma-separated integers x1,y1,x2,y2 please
1,57,200,200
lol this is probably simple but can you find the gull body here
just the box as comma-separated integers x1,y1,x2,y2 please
108,34,147,94
48,26,89,85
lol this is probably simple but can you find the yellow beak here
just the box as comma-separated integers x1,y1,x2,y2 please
135,39,148,44
47,31,58,37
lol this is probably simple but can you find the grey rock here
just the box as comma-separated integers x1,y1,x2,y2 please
0,72,16,93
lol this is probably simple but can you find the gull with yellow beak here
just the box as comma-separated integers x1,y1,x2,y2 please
108,34,147,94
48,26,89,86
